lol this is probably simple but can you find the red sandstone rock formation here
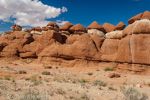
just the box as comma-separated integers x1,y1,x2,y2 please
3,31,12,35
11,24,22,31
30,26,42,35
21,30,62,58
141,11,150,19
128,11,150,24
65,35,79,44
0,31,33,58
47,22,59,31
59,22,73,35
121,19,150,64
114,22,126,30
128,13,143,24
102,23,115,33
42,27,48,31
70,24,87,35
87,21,105,32
0,10,150,66
39,34,101,61
60,22,73,31
101,38,120,62
87,21,105,36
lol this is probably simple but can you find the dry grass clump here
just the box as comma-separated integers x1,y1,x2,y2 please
93,79,107,87
120,86,148,100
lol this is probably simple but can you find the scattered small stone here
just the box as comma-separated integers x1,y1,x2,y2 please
108,73,121,78
15,88,21,91
13,63,18,66
136,84,142,88
29,84,34,87
7,62,13,64
44,66,52,69
18,70,27,74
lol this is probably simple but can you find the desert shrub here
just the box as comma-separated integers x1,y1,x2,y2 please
20,89,41,100
99,87,103,90
30,76,42,86
22,59,32,64
44,78,49,82
93,79,107,87
108,86,117,91
56,66,58,69
54,77,62,83
87,73,93,76
0,86,7,90
42,71,50,75
104,67,115,71
56,88,66,95
79,79,89,83
69,96,74,99
5,66,9,68
120,86,148,100
4,75,11,80
80,93,89,100
72,79,77,84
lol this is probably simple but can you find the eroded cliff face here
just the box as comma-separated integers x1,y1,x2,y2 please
0,29,149,65
1,11,150,66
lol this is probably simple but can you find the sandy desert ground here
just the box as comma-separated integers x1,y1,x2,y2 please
0,59,149,100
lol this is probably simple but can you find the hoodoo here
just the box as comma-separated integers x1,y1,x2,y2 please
102,23,115,33
31,26,42,35
70,24,87,35
114,22,126,31
11,24,22,31
59,22,73,35
47,22,59,31
128,11,150,24
87,21,105,37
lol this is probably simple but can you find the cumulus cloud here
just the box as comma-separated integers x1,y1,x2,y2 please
0,0,68,27
62,7,68,13
0,31,3,34
56,20,68,26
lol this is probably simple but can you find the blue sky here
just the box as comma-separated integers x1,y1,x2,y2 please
0,0,149,33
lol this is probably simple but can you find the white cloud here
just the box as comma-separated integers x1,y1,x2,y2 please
56,20,68,26
0,31,3,34
0,0,68,27
62,7,68,13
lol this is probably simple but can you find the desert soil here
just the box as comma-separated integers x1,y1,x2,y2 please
0,59,150,100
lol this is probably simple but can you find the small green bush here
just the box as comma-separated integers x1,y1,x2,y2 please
87,73,93,76
42,71,50,75
108,86,117,91
104,67,115,71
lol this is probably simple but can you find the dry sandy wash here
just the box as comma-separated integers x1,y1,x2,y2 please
0,59,149,100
